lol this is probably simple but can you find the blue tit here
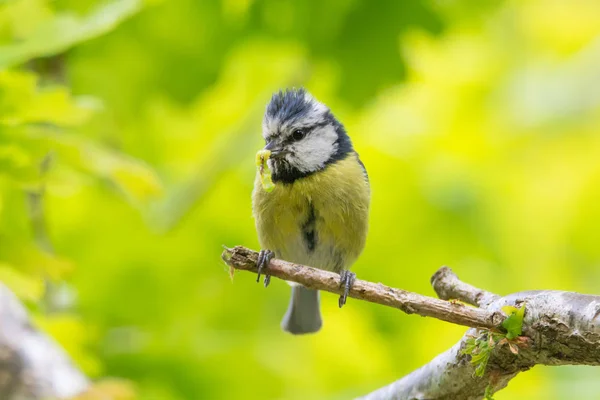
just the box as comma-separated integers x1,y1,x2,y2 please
252,88,370,335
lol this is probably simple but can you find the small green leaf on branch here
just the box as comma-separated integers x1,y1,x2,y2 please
501,303,525,339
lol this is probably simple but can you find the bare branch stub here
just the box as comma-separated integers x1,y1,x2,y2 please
222,246,503,330
431,266,500,307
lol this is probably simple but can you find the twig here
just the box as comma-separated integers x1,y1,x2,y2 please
222,246,505,330
431,266,500,307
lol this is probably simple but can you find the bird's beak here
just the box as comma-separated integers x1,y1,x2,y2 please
264,141,289,159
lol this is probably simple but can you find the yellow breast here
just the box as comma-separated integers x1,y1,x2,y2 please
252,152,370,272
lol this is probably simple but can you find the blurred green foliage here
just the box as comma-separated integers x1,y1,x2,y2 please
1,0,600,399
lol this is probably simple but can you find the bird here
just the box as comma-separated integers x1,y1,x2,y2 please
252,88,370,335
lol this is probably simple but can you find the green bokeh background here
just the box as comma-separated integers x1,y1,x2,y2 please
2,0,600,399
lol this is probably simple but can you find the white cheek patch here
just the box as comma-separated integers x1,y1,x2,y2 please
290,125,339,173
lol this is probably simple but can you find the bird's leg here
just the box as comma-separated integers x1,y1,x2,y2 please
338,270,356,308
256,249,274,287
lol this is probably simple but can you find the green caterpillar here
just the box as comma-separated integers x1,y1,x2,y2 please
256,149,275,192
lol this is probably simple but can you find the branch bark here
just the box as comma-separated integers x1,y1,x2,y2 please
222,246,504,330
0,283,89,399
222,245,600,400
431,266,500,307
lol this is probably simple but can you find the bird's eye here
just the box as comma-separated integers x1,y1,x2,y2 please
292,129,306,141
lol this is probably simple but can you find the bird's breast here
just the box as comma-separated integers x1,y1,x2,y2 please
252,153,369,272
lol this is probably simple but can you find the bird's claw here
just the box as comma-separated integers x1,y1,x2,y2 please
256,249,274,287
338,270,356,308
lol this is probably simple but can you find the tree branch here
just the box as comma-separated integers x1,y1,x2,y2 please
431,266,500,307
0,283,89,399
361,288,600,399
223,245,600,399
223,246,504,330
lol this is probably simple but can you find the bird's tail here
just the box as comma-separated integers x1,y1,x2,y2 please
281,286,322,334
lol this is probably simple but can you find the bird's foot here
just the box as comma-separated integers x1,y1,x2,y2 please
256,249,274,287
338,270,356,308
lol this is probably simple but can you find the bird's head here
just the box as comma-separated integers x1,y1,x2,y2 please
261,88,353,184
